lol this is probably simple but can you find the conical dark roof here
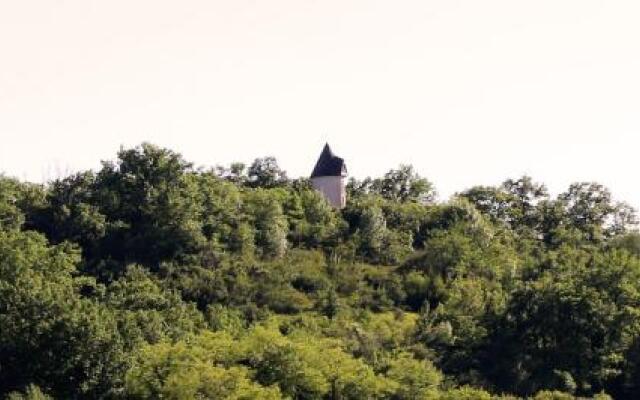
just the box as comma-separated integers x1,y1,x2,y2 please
311,143,347,178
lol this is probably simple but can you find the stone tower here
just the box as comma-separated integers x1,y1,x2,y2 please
310,143,347,208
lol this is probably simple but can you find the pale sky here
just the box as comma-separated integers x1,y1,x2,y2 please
1,1,638,209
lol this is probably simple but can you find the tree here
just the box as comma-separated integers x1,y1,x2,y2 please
0,176,46,232
6,385,53,400
384,352,442,399
460,175,548,234
0,176,26,231
93,143,206,269
346,176,374,199
317,286,341,319
415,277,506,385
372,164,436,203
558,182,637,241
346,165,435,204
239,325,388,399
290,189,340,248
0,230,128,398
244,190,289,258
4,142,639,400
247,157,288,188
486,249,640,396
358,205,388,262
195,172,253,261
125,332,282,399
216,161,248,185
609,231,640,258
40,171,107,254
104,265,206,341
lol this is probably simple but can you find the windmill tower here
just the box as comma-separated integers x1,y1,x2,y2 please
310,143,347,208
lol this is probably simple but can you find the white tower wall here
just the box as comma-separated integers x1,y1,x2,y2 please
311,176,346,209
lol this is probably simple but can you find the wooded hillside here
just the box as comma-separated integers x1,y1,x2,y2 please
2,143,639,399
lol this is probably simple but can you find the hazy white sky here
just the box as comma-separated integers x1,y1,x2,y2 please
1,0,638,208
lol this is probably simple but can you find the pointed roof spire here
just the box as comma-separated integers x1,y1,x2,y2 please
311,143,347,178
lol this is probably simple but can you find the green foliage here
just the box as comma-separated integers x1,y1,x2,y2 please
609,231,640,257
0,176,46,232
6,385,53,400
348,164,436,204
289,188,341,248
460,176,548,232
247,156,288,188
344,198,414,264
0,176,26,231
436,386,493,400
2,144,640,399
531,391,575,400
0,230,127,398
125,332,282,399
245,189,289,258
487,249,640,396
125,325,393,400
104,264,206,342
95,143,206,267
384,352,442,399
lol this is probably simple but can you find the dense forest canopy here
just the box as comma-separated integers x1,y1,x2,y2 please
1,143,639,399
